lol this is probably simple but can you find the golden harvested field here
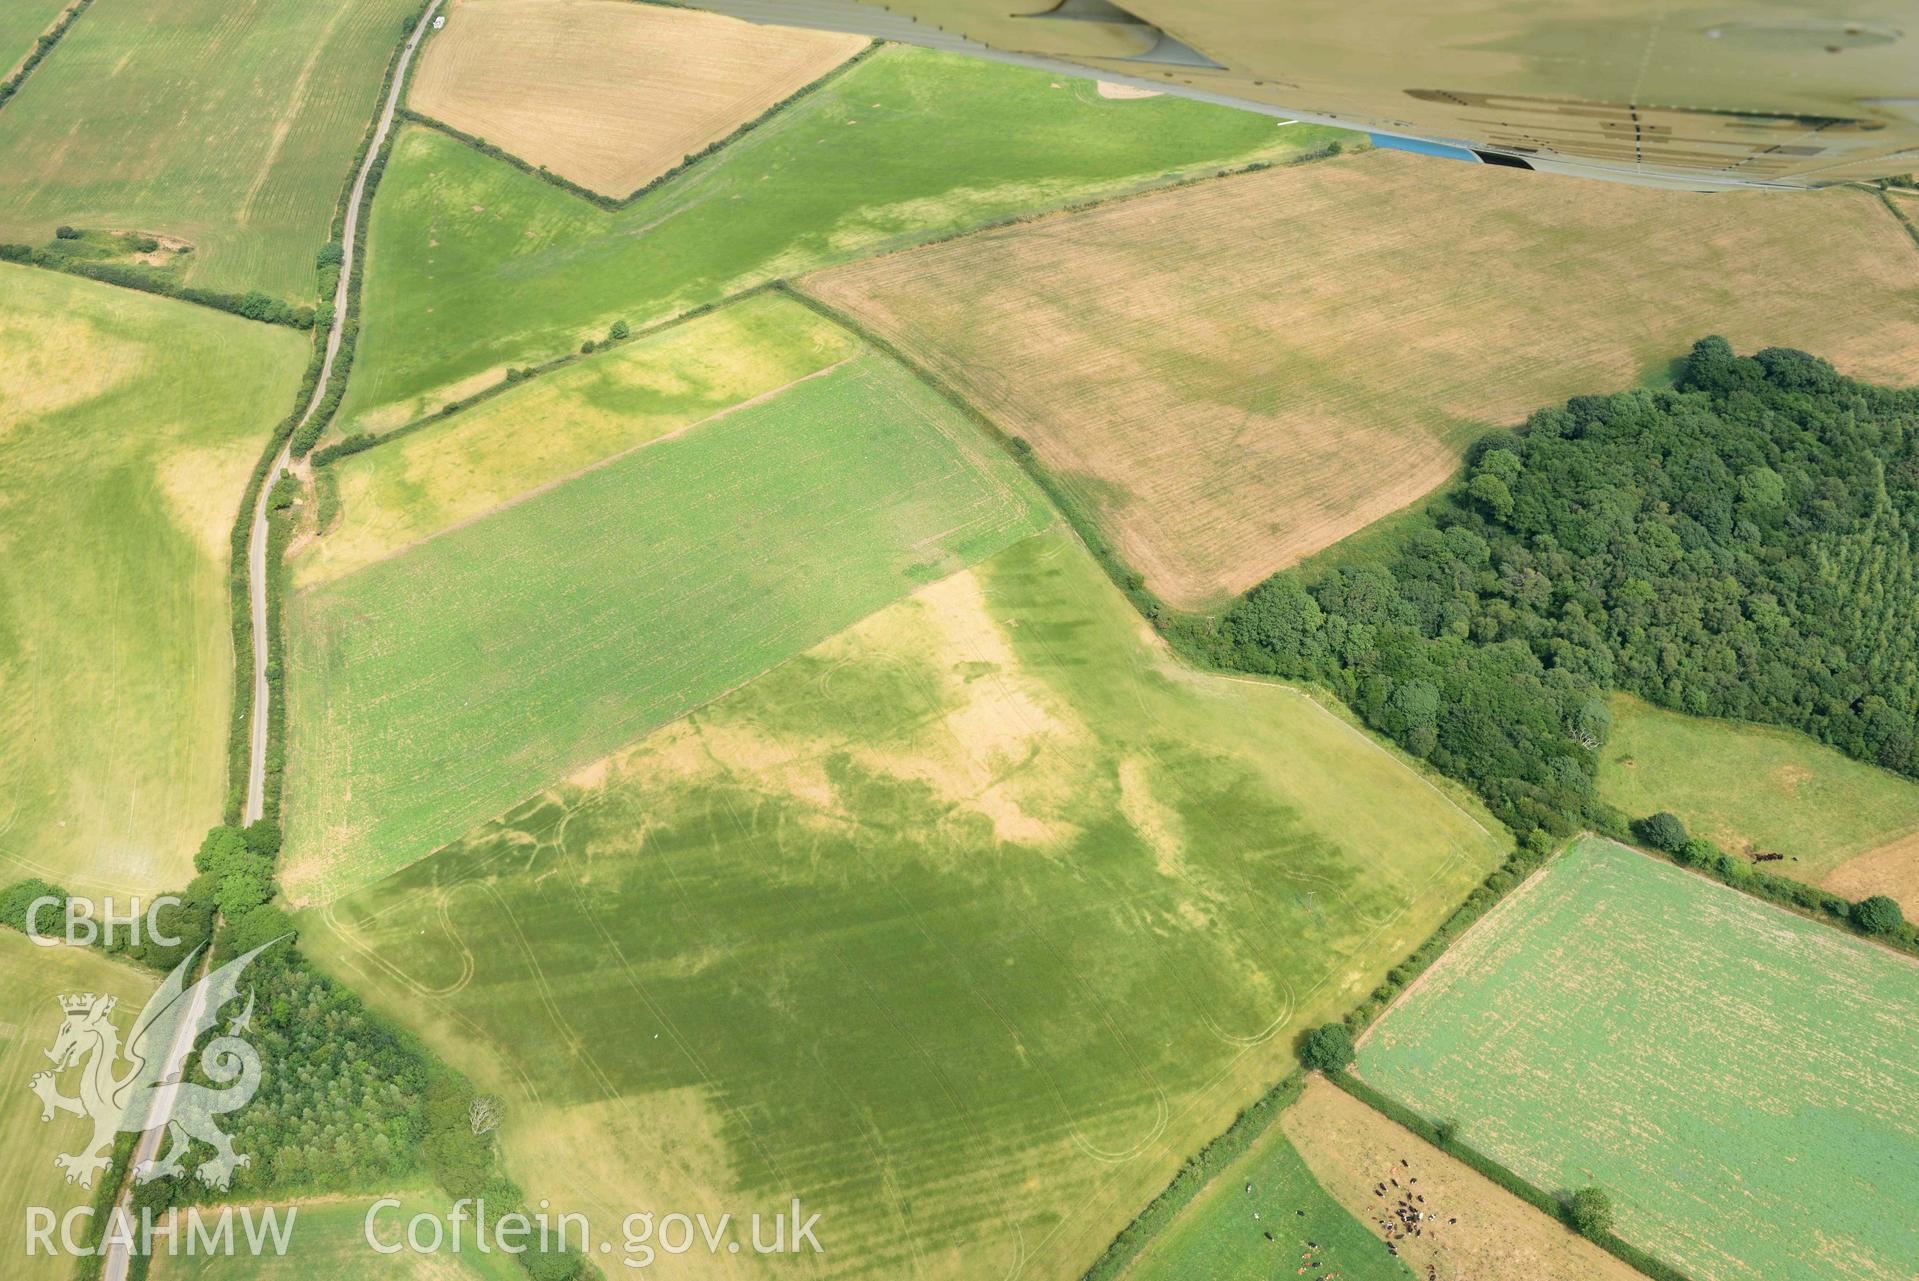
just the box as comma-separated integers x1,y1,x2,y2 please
409,0,865,198
1281,1078,1643,1281
807,149,1919,609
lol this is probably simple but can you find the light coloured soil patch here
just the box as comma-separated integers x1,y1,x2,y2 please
807,149,1919,609
409,0,864,198
295,293,857,587
1096,81,1160,99
1826,830,1919,913
1282,1078,1643,1281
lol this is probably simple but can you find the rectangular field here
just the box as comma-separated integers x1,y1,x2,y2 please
338,45,1345,433
410,0,865,197
1357,836,1919,1281
0,934,156,1280
807,149,1919,608
284,349,1053,902
0,0,418,297
296,291,858,587
1600,693,1919,908
301,529,1507,1281
0,264,306,893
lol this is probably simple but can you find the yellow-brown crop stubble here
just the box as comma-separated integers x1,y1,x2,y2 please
409,0,865,198
808,149,1919,609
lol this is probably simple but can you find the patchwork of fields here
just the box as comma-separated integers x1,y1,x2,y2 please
284,345,1053,901
1280,1078,1642,1281
337,45,1343,433
0,934,157,1281
410,0,866,197
302,529,1506,1279
296,291,858,587
1600,693,1919,908
808,149,1919,608
0,0,417,297
1128,1101,1411,1281
0,265,306,893
1358,837,1919,1281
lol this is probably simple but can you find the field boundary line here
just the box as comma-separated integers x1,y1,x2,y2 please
1631,836,1919,969
0,0,92,113
397,39,883,210
223,0,444,824
310,279,785,465
1873,185,1919,255
1321,1070,1694,1281
792,134,1355,290
775,279,1178,617
300,353,860,588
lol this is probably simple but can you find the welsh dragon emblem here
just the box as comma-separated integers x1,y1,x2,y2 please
28,939,282,1191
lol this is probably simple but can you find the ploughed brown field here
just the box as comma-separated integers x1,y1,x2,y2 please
807,148,1919,609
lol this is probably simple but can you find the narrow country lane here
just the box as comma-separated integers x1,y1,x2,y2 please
98,10,444,1281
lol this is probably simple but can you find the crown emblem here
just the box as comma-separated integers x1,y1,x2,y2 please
59,993,103,1015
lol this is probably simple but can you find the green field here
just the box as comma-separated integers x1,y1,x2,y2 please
284,347,1053,901
296,290,857,587
1358,836,1919,1281
146,1194,525,1280
1126,1111,1411,1281
0,933,157,1280
336,44,1342,433
0,0,416,298
0,0,68,78
301,529,1505,1280
1599,693,1919,885
0,264,306,893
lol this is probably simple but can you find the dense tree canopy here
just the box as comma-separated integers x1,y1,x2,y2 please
1196,338,1919,842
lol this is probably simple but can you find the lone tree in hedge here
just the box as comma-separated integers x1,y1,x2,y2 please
1631,811,1689,854
1853,894,1904,936
1569,1186,1614,1239
1300,1023,1355,1072
608,318,630,342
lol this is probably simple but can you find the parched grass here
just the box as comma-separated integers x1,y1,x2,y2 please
145,1194,525,1280
808,148,1919,609
0,264,307,893
1357,836,1919,1281
300,529,1506,1281
0,933,156,1280
337,44,1343,433
1599,692,1919,898
283,348,1053,902
295,291,857,587
1278,1077,1644,1281
409,0,864,198
0,0,419,297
